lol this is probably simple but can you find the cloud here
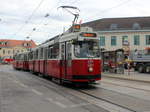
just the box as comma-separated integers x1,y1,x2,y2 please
1,0,150,43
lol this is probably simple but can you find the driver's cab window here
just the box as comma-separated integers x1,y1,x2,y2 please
74,41,100,58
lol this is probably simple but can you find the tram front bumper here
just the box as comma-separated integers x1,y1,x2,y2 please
72,74,101,82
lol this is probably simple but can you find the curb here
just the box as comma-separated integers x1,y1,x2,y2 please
102,75,150,83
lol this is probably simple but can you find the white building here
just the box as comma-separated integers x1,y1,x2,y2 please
83,17,150,52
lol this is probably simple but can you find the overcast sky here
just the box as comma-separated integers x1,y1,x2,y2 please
0,0,150,44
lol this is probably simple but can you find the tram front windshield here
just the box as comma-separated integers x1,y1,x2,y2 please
74,41,100,58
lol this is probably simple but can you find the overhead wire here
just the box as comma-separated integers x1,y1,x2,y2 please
23,0,81,40
24,0,62,39
85,0,132,21
13,0,45,36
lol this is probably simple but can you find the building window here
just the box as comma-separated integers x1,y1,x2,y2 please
100,36,105,46
111,36,117,46
8,50,10,54
3,50,5,54
122,36,129,46
146,35,150,45
134,35,140,45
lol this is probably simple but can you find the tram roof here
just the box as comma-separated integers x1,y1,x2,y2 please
35,26,97,48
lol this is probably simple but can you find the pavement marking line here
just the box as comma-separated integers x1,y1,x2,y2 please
68,103,91,108
7,77,12,80
13,80,20,84
47,98,53,101
31,89,43,96
7,78,29,88
46,98,67,108
55,96,66,100
54,101,67,108
19,83,28,88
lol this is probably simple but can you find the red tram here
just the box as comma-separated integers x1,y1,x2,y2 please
13,25,101,84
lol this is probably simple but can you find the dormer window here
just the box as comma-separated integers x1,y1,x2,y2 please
4,42,7,45
23,43,30,47
110,24,118,30
132,22,141,30
0,42,7,45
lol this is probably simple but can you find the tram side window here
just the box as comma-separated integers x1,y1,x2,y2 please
40,48,44,59
18,55,21,61
31,52,34,60
67,43,72,59
43,48,47,59
61,44,65,59
16,56,18,61
21,54,24,61
48,47,52,59
52,44,59,59
35,50,39,59
50,44,59,59
19,54,22,61
28,53,31,60
47,44,59,59
29,52,33,60
24,54,28,61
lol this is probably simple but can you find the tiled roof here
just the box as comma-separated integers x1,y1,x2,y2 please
0,39,37,48
82,16,150,31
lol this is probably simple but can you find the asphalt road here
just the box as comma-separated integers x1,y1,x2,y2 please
0,65,150,112
0,65,109,112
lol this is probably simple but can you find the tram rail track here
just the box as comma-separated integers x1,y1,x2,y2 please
101,80,150,92
16,70,137,112
78,90,136,112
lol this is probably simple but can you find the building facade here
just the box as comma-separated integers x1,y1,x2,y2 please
83,17,150,52
0,39,36,60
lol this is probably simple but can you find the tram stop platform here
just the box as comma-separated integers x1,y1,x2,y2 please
102,70,150,83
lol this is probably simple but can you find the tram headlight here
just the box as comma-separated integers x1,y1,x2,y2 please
88,67,93,72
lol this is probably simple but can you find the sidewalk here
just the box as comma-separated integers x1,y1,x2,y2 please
102,71,150,83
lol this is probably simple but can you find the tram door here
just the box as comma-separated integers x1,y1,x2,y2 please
61,42,72,79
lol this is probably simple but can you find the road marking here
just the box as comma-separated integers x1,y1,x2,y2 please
68,103,91,108
68,90,132,112
31,89,43,96
7,77,12,80
19,83,28,88
54,102,67,108
55,96,66,100
47,98,53,101
46,98,67,108
13,80,20,84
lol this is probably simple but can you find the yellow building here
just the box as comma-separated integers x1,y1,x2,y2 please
0,39,36,61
